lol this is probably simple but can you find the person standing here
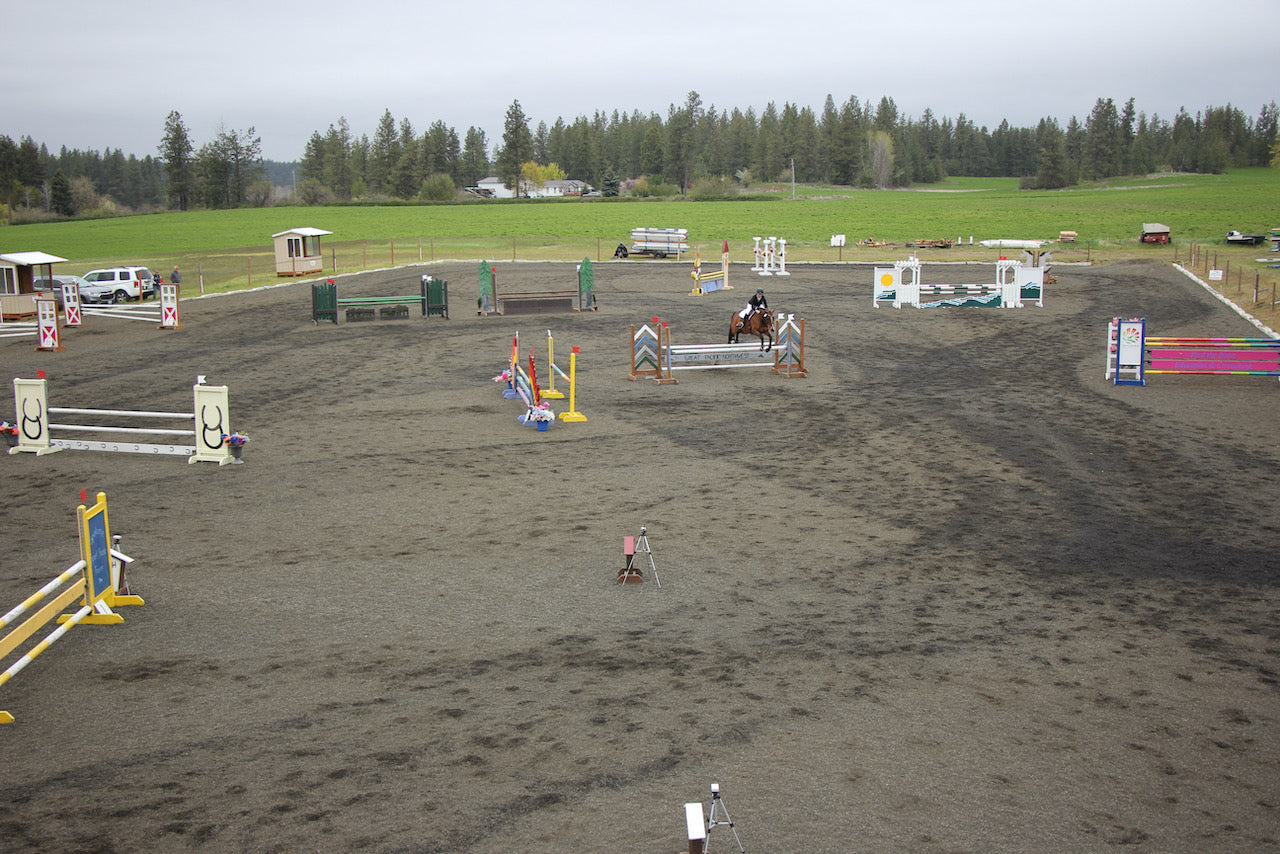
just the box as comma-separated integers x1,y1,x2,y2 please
171,266,182,287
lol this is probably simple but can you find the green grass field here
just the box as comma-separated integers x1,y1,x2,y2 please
2,168,1277,300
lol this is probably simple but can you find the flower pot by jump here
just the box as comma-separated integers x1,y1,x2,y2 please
536,421,549,432
3,433,17,448
229,444,243,460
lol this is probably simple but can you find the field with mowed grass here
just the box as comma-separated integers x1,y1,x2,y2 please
2,169,1277,306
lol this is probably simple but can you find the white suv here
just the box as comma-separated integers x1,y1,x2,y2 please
81,267,155,303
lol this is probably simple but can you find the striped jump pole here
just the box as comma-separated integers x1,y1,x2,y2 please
502,332,521,398
1107,318,1280,385
0,492,143,724
630,316,807,383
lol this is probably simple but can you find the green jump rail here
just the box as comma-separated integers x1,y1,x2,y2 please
312,276,448,324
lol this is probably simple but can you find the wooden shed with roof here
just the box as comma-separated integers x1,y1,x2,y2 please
273,227,333,276
1141,223,1171,244
0,250,68,318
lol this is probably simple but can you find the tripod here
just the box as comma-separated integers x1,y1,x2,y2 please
624,526,660,587
706,784,744,853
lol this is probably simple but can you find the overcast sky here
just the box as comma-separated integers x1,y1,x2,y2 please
7,0,1276,163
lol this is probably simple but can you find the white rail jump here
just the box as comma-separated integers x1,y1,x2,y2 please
10,378,235,464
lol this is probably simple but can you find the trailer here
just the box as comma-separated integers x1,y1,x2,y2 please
1225,230,1268,246
627,227,689,259
1141,223,1171,244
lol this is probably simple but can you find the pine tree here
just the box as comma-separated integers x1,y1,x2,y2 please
50,169,73,215
158,111,194,210
496,101,533,195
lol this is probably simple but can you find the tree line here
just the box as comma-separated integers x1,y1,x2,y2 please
3,93,1278,219
295,95,1280,201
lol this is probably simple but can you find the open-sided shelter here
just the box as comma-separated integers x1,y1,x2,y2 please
0,250,68,318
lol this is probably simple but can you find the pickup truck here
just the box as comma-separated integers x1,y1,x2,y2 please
626,227,689,259
1225,230,1268,246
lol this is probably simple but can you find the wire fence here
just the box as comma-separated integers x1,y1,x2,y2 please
1176,242,1280,328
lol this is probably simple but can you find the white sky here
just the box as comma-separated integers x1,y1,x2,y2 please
6,0,1276,163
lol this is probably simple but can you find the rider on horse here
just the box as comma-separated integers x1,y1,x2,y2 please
736,288,768,330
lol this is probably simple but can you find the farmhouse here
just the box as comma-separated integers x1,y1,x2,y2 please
472,177,591,199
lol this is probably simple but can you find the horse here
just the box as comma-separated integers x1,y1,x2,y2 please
729,308,774,351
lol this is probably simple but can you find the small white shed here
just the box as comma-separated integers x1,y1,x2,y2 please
273,227,333,277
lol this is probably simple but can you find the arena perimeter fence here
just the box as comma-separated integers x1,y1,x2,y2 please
1175,242,1280,316
61,236,1280,325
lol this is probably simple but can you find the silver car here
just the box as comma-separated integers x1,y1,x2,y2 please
33,274,117,305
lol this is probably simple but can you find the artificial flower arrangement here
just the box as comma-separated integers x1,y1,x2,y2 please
222,432,250,447
492,370,511,383
0,421,17,436
528,404,556,423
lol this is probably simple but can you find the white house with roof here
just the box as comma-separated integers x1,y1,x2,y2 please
472,177,591,199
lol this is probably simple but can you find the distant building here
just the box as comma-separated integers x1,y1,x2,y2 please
474,177,513,199
471,177,591,200
272,227,333,277
540,179,589,197
1141,223,1171,244
0,250,67,318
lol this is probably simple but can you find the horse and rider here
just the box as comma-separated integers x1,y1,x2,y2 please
729,287,774,350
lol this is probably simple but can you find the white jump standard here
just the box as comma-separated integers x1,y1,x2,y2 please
873,257,1045,308
10,377,237,464
751,236,789,276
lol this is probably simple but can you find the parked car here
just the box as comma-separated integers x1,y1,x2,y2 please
81,267,155,302
33,274,117,305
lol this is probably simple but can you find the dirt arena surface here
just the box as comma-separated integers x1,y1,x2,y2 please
2,258,1278,853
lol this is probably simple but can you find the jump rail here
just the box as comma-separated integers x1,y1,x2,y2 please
629,314,807,383
10,378,236,464
313,276,447,323
81,284,183,329
479,259,598,316
1106,317,1280,385
0,492,143,724
873,257,1045,309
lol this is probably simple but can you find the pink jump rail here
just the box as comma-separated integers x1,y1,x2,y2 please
1147,340,1280,376
1109,319,1280,384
